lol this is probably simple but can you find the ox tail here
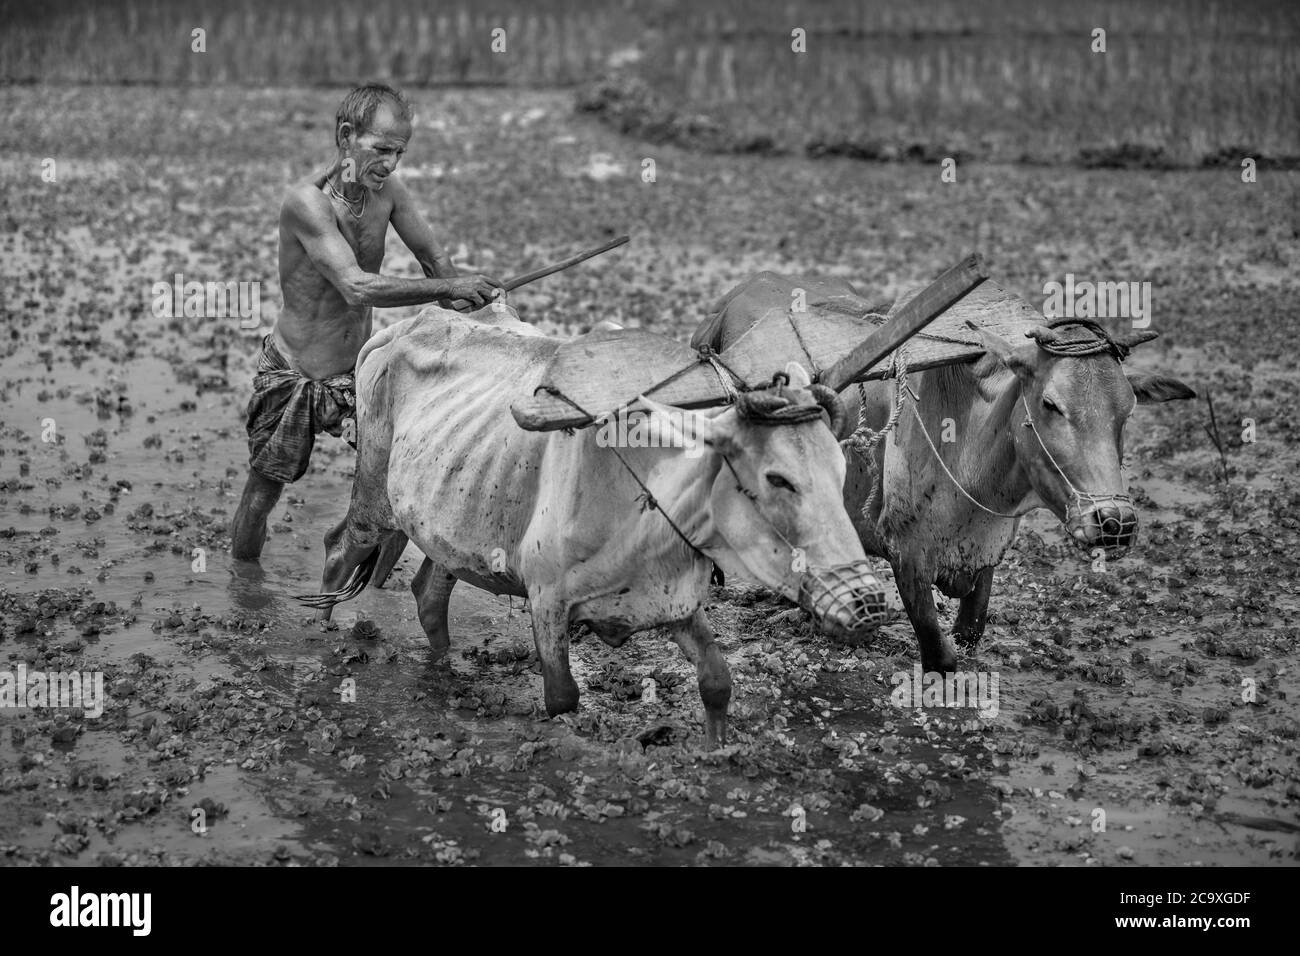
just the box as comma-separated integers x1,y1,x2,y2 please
295,548,381,610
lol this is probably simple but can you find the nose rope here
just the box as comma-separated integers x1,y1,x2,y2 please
1018,394,1136,532
720,453,888,628
719,455,801,555
1019,394,1086,501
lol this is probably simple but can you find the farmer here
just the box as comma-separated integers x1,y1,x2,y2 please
231,83,502,561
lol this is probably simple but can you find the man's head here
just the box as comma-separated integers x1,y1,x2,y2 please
334,83,414,192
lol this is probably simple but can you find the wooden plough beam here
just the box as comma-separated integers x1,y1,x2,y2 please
511,253,990,432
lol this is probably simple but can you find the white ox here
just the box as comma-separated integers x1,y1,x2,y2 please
302,306,886,748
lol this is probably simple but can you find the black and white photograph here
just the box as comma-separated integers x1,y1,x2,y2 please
0,0,1295,909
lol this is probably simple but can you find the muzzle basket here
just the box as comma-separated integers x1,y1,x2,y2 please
798,560,890,637
1066,492,1138,558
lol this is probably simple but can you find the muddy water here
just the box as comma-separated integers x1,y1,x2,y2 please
3,93,1298,865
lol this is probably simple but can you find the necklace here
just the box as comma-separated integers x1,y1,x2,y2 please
326,177,366,219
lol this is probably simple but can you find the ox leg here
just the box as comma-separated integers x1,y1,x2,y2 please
316,517,380,623
411,557,455,659
669,608,731,749
952,566,995,650
371,530,409,589
528,595,580,717
894,558,958,673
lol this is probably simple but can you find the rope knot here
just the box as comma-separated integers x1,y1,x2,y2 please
695,344,746,402
842,343,911,520
1027,319,1155,363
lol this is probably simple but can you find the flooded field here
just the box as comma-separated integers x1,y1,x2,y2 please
0,86,1297,866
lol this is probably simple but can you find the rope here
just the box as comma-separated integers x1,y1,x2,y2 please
841,340,909,519
531,375,839,565
1017,393,1135,533
909,402,1023,518
735,379,830,426
786,309,820,377
720,455,803,556
842,317,1135,523
531,385,709,561
1032,319,1135,361
695,344,745,403
840,341,1023,520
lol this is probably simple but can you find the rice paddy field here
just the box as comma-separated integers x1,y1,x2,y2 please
6,0,1297,165
0,0,1297,869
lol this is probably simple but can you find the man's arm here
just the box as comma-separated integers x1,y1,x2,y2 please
388,177,458,281
387,177,461,310
283,184,499,308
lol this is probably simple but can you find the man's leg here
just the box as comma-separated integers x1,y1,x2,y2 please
230,469,285,561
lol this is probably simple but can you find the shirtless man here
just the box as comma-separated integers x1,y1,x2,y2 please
231,83,501,561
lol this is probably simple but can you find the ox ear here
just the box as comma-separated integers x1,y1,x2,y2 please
632,394,735,457
700,415,741,459
784,362,812,389
1127,371,1197,404
965,321,1037,380
641,394,742,459
634,394,706,447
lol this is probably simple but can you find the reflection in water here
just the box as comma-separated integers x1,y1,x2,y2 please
228,558,277,613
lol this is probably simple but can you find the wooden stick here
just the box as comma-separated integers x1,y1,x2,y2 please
502,235,630,292
818,253,988,392
1203,389,1229,485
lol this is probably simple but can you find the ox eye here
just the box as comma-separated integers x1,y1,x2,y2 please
1042,397,1063,416
766,473,797,493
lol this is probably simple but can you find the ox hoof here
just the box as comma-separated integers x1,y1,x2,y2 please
544,697,579,718
543,684,580,718
703,715,728,751
952,628,983,650
921,653,958,674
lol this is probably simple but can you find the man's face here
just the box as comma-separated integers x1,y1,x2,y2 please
341,103,412,192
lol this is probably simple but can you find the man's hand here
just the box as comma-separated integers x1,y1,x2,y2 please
444,274,503,309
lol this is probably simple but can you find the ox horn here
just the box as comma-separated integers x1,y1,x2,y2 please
809,383,847,438
1024,326,1061,347
1113,329,1160,349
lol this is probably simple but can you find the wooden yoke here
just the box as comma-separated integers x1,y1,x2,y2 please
818,253,987,391
511,253,991,432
